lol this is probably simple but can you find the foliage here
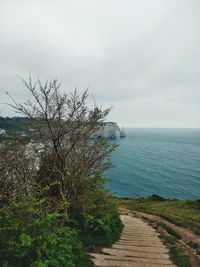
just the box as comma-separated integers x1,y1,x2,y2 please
8,78,117,216
187,242,200,256
170,247,192,267
1,78,123,266
70,194,123,246
37,141,116,216
0,116,28,135
187,241,200,250
155,225,192,267
159,233,177,245
155,222,181,239
0,200,89,267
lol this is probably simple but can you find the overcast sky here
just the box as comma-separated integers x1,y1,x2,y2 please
0,0,199,127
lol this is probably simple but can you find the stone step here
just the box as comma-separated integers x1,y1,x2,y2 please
120,232,159,239
112,244,169,253
89,253,175,266
123,229,156,232
89,215,176,266
117,238,163,242
92,259,176,267
122,226,155,230
102,248,170,259
115,241,164,247
120,236,160,241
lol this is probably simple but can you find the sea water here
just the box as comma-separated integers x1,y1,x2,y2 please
105,128,200,199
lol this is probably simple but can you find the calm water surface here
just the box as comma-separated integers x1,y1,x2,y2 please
105,128,200,199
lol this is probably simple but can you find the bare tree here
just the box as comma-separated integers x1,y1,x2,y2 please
8,78,117,215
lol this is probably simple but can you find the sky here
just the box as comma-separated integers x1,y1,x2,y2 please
0,0,200,128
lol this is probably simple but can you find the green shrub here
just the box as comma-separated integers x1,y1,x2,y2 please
170,246,192,267
71,196,123,247
155,222,181,240
0,200,89,267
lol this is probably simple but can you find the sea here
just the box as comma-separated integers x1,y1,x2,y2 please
105,128,200,200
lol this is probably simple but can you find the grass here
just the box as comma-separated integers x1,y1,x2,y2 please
150,220,192,266
153,221,181,239
159,233,192,267
115,197,200,234
187,241,200,256
170,247,192,267
187,241,200,250
159,233,177,245
144,215,193,267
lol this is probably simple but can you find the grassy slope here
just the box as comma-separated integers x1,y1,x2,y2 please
115,198,200,234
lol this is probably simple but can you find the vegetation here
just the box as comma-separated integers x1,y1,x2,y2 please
0,201,89,267
159,228,192,267
156,228,192,267
154,221,181,240
116,197,200,234
0,116,28,134
0,116,31,143
8,78,117,215
170,247,192,267
71,195,123,247
0,78,122,266
187,242,200,257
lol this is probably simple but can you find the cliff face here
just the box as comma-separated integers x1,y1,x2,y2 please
91,122,125,138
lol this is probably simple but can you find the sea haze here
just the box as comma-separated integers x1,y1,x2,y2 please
105,128,200,200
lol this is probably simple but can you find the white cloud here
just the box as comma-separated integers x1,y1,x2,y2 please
0,0,199,127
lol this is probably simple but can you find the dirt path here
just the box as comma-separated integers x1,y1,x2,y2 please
132,210,200,246
89,214,176,267
121,208,200,267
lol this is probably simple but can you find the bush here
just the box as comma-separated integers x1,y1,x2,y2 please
0,200,89,267
70,195,123,247
170,246,192,267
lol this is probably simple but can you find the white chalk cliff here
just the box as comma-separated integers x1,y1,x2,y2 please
91,122,125,138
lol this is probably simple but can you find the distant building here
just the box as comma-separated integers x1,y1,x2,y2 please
0,128,6,135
